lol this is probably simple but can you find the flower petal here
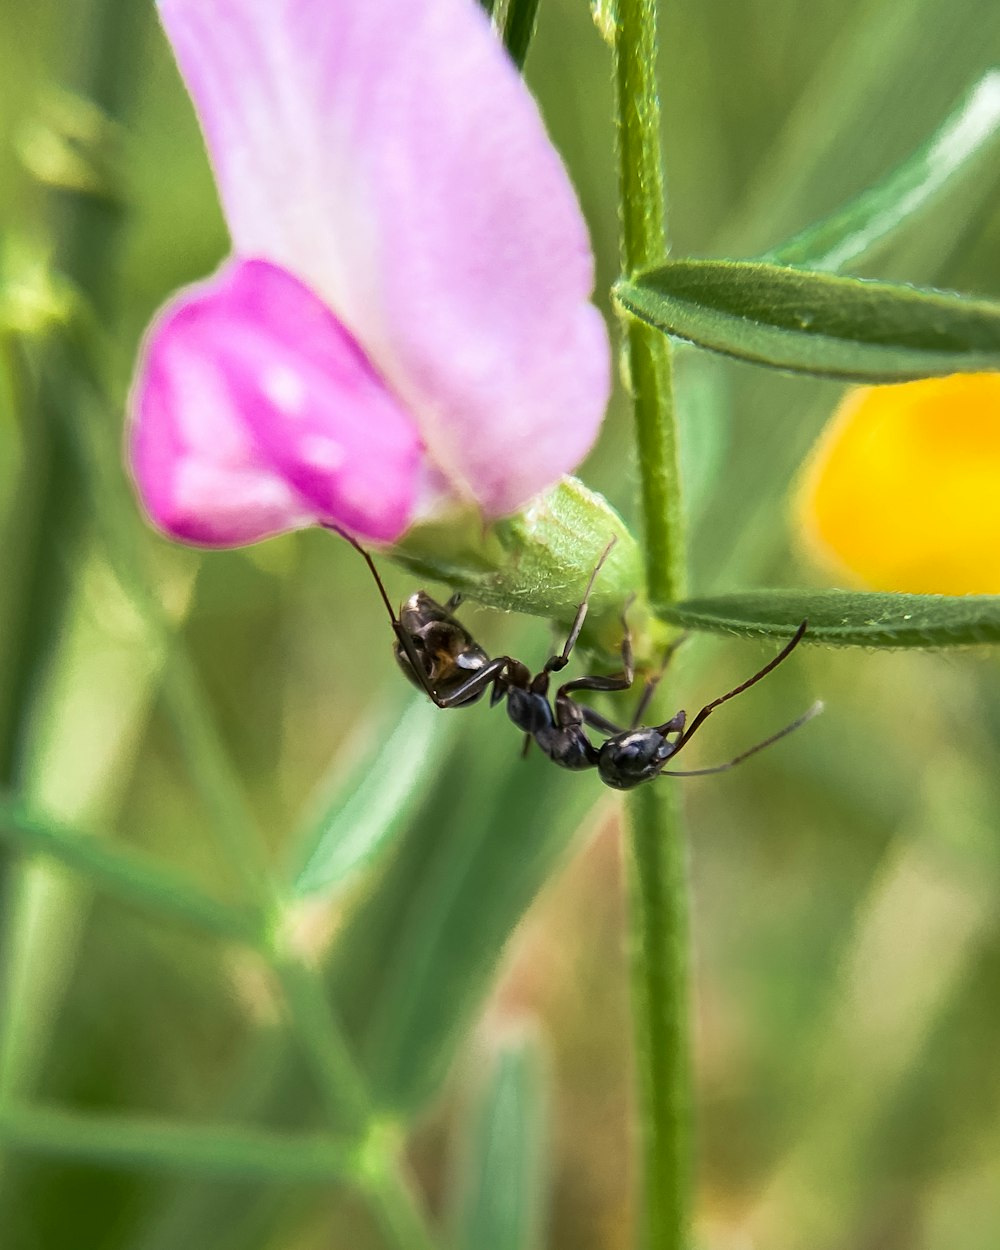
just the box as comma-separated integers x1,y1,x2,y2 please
129,258,425,546
796,374,1000,593
157,0,610,517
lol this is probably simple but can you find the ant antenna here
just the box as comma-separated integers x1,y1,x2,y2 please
328,525,400,629
659,700,824,777
546,535,619,672
669,619,809,751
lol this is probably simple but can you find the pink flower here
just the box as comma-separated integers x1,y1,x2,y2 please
130,0,610,547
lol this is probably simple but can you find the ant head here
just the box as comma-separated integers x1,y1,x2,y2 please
597,728,676,790
394,592,491,705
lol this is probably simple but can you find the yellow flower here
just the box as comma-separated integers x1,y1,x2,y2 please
796,373,1000,593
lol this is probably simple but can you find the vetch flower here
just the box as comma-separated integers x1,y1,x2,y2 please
796,373,1000,593
130,0,610,547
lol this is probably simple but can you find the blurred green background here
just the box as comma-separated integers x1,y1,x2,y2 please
2,0,1000,1248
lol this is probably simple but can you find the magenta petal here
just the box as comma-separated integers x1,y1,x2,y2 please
157,0,610,517
129,259,424,547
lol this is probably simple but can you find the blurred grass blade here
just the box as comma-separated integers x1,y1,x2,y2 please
614,260,1000,381
502,0,541,69
290,697,458,900
0,801,263,944
329,712,601,1114
718,0,1000,257
448,1028,549,1250
768,72,1000,272
658,590,1000,647
0,1105,353,1180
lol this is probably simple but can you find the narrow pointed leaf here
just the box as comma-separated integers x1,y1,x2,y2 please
768,72,1000,272
290,697,459,899
449,1030,549,1250
502,0,541,69
0,800,263,944
657,590,1000,648
615,260,1000,381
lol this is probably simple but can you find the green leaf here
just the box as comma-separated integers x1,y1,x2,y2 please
0,1104,353,1180
767,72,1000,272
0,800,263,944
448,1029,549,1250
501,0,541,69
614,260,1000,381
657,590,1000,648
289,697,459,900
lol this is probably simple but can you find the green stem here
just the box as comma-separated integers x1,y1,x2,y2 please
613,2,693,1248
270,956,372,1134
0,800,263,946
624,787,692,1250
0,1104,355,1181
365,1163,441,1250
613,0,686,606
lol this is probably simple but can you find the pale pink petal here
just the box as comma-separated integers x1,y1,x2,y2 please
129,258,425,546
157,0,610,517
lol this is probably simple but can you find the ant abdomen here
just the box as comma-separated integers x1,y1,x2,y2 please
392,591,491,705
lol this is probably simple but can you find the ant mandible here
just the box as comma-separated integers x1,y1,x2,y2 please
338,530,821,789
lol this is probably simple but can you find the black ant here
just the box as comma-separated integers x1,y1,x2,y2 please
338,531,821,789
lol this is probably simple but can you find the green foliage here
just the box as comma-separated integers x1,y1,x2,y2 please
660,590,1000,648
3,0,1000,1248
447,1031,550,1250
616,260,1000,381
767,72,1000,272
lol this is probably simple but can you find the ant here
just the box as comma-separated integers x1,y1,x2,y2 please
338,531,822,789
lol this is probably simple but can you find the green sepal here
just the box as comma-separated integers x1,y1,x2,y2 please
393,477,658,660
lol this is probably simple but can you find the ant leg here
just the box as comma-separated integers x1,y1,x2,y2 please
332,525,453,708
579,704,627,737
551,595,637,734
554,603,634,711
669,620,809,755
544,536,618,674
434,656,514,709
629,633,688,729
445,592,464,613
553,637,635,741
659,701,824,777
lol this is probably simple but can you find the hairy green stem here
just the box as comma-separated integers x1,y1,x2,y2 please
613,0,686,607
613,1,693,1248
624,787,692,1250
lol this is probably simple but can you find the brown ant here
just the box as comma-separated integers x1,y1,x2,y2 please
337,530,821,789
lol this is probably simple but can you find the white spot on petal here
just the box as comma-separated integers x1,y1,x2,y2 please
300,435,345,472
262,363,307,416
